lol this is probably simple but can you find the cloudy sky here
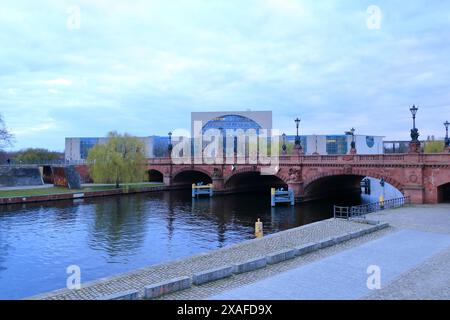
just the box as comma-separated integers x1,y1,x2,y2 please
1,0,450,151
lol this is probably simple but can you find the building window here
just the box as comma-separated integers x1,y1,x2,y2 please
326,136,347,154
153,136,170,157
80,138,99,159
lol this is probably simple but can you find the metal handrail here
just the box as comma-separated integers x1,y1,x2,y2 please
334,196,410,220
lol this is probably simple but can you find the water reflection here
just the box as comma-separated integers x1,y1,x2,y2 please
88,195,147,259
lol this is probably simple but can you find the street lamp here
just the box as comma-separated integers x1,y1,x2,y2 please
294,118,302,153
409,105,419,142
444,120,449,148
350,127,356,151
295,118,301,139
282,133,287,155
168,131,173,154
313,134,319,155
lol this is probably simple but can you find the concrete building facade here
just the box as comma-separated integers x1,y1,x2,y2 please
285,134,384,155
65,136,158,161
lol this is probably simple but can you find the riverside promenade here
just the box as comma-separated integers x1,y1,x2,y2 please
29,218,382,300
168,204,450,300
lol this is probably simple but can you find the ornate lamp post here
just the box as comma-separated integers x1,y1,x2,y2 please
282,133,287,155
409,105,420,153
168,131,173,156
294,117,303,155
444,120,450,152
350,127,357,154
313,134,319,155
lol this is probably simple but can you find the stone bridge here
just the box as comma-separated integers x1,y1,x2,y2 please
147,153,450,204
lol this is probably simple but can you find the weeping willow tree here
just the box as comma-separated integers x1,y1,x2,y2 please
87,132,147,188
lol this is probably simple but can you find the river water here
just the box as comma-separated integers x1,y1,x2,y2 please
0,190,365,299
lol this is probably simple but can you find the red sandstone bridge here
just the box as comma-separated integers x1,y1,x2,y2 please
147,153,450,204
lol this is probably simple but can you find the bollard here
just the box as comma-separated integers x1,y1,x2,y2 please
255,218,263,238
379,194,385,210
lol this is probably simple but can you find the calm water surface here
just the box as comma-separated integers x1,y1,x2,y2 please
0,190,365,299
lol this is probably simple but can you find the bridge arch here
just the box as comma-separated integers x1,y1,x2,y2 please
303,171,404,201
224,168,288,192
172,168,213,186
147,169,164,183
437,181,450,203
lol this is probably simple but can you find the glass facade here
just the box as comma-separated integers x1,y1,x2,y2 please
326,135,348,154
285,135,308,154
80,138,99,159
201,115,263,155
202,115,262,134
153,136,170,157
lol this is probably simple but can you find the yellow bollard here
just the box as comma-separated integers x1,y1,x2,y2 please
379,194,385,209
255,218,263,238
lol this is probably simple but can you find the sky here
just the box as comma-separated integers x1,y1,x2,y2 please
1,0,450,151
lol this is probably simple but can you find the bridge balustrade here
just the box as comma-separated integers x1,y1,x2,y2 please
146,153,449,165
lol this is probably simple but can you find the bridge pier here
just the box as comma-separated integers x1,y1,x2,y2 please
212,177,224,192
403,186,424,204
287,182,304,202
163,175,172,186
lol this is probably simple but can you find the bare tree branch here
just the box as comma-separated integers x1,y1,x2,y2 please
0,114,14,150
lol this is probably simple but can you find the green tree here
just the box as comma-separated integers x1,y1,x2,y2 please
14,148,62,163
424,140,445,153
87,132,147,188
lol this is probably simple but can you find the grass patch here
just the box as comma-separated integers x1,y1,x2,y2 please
0,187,82,198
0,182,165,198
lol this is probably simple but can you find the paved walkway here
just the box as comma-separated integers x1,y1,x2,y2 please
210,229,450,299
363,203,450,299
156,204,450,300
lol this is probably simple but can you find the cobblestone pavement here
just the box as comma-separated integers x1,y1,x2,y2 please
161,204,450,300
362,204,450,300
156,227,395,300
367,204,450,234
209,229,450,300
30,218,374,300
363,246,450,300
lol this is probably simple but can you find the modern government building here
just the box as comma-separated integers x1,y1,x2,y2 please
65,110,384,160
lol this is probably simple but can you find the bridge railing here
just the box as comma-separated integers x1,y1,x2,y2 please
146,153,449,165
334,196,410,220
